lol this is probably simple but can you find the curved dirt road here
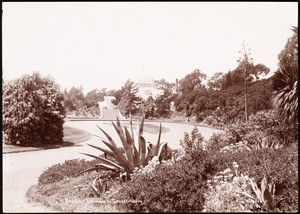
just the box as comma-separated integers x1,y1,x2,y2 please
3,121,223,213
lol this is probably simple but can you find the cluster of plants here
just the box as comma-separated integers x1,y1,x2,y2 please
2,72,66,146
79,115,170,195
173,65,272,124
110,148,212,212
106,126,297,212
203,163,256,212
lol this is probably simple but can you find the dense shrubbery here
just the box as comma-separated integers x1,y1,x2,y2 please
111,149,213,212
2,72,66,146
204,109,297,152
207,144,298,211
228,109,297,146
108,125,298,212
203,165,256,212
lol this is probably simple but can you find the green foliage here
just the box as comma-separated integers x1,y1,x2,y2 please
38,159,99,184
63,86,86,112
180,127,205,154
117,79,142,117
204,109,296,153
2,72,65,146
206,143,298,212
174,69,207,114
155,88,173,118
207,72,225,90
204,165,256,212
174,66,272,124
204,78,273,124
140,96,156,119
272,27,298,125
234,109,296,146
112,149,211,212
249,175,276,210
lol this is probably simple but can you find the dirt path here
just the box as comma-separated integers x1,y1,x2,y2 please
3,121,223,213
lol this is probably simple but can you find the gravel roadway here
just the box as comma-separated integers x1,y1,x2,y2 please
3,121,223,213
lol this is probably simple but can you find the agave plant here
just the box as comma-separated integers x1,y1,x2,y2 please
80,115,168,181
249,175,276,211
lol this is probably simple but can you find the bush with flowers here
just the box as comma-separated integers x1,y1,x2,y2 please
203,162,257,212
205,143,298,212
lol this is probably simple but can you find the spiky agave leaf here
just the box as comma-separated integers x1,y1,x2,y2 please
250,178,263,203
79,163,119,174
123,126,135,167
96,124,117,147
132,144,141,168
80,152,125,171
139,115,145,136
129,115,135,142
139,136,147,166
155,123,162,155
144,145,153,166
111,119,134,169
86,143,115,158
137,115,145,153
157,142,168,163
100,140,133,173
261,176,273,210
124,127,134,146
112,117,127,148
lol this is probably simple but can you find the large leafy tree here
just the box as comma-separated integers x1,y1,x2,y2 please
85,88,106,108
155,79,175,91
154,79,175,118
231,59,270,86
2,72,66,146
84,88,107,116
117,79,142,117
141,95,156,119
178,69,207,94
63,86,86,112
207,72,225,90
155,87,174,118
174,69,207,114
272,26,298,125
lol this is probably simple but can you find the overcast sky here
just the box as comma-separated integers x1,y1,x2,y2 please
2,2,298,93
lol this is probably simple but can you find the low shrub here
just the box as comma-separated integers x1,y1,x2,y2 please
38,159,98,184
206,143,298,212
110,149,215,212
228,109,297,146
203,165,256,212
180,127,205,153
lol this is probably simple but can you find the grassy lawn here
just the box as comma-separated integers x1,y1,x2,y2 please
3,125,92,154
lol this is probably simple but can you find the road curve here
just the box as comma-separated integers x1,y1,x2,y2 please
3,121,223,213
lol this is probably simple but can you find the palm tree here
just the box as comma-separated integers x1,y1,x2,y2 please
272,26,298,125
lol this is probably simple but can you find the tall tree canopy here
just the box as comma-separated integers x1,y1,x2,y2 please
272,26,298,124
117,79,142,117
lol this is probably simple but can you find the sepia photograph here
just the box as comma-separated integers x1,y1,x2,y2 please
2,2,298,212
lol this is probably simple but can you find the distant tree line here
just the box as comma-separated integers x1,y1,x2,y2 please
3,26,297,147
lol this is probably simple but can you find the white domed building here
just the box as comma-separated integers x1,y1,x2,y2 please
136,78,163,100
